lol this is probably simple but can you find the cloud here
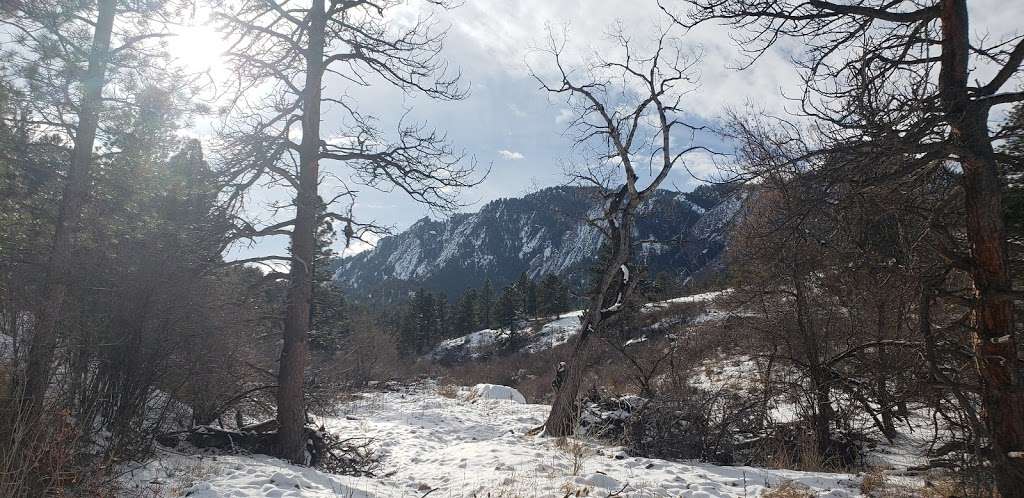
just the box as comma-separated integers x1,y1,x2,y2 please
498,149,525,160
340,231,381,257
509,103,528,117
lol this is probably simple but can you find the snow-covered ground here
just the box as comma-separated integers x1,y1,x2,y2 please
123,383,862,497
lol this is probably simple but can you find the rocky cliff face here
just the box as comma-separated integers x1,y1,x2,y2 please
334,185,745,300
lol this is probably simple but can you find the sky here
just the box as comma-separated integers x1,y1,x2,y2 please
163,0,1024,262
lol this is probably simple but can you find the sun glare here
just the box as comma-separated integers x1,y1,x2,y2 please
167,23,229,74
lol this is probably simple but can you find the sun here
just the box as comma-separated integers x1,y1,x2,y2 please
167,23,229,74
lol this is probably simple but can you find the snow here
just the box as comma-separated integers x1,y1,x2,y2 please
123,383,863,497
646,289,731,309
468,383,526,404
433,290,729,359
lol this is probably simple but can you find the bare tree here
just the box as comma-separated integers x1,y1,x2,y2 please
530,26,713,436
668,0,1024,490
214,0,480,463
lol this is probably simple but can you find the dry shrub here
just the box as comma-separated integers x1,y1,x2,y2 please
559,480,592,497
316,314,402,390
858,469,998,498
0,403,120,496
553,437,594,476
762,480,815,498
436,382,459,399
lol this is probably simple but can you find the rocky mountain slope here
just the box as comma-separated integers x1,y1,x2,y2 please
334,185,746,300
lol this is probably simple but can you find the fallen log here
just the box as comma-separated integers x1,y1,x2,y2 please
156,423,379,476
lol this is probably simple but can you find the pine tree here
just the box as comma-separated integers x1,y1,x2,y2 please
514,272,530,313
1002,102,1023,240
494,286,519,330
554,283,570,315
538,274,563,316
652,271,678,300
454,289,478,334
413,289,436,354
525,279,539,318
434,292,449,341
310,215,347,353
397,305,418,358
479,278,495,329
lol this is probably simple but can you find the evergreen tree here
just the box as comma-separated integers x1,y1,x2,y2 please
494,286,519,330
514,272,530,312
479,277,495,329
310,215,347,353
453,288,478,334
434,292,449,341
397,304,418,358
538,274,564,316
554,282,570,315
1002,102,1023,240
525,278,539,318
413,289,436,354
652,271,679,300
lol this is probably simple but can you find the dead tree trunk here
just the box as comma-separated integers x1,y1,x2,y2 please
22,0,116,412
276,0,326,465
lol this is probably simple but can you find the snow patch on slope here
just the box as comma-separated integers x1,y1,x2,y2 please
432,290,728,360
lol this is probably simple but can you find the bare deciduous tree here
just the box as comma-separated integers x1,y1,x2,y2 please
667,0,1024,489
530,26,714,436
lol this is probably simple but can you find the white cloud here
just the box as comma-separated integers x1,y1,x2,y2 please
508,103,528,117
555,108,575,124
340,231,381,257
498,149,525,160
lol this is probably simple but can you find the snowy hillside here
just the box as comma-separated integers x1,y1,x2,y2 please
123,383,862,497
431,290,729,361
334,185,746,299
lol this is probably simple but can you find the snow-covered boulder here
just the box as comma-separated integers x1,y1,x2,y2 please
468,384,526,404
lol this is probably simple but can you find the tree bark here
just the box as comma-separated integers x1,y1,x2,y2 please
22,0,116,412
276,0,325,465
543,193,638,436
939,1,1024,492
875,302,897,441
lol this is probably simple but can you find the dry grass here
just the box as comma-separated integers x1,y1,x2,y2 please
559,480,592,496
166,459,223,494
858,468,997,498
436,382,459,399
553,437,594,477
762,480,816,498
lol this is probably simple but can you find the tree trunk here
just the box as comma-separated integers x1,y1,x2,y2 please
792,269,833,456
22,0,116,412
543,194,638,436
939,1,1024,492
875,303,897,440
962,137,1024,493
812,374,834,456
542,326,595,437
276,0,325,465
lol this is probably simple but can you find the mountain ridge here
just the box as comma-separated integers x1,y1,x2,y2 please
333,185,745,301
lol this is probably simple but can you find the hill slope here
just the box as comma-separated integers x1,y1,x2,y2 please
334,185,745,300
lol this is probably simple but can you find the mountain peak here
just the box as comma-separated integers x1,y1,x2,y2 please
335,184,743,302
